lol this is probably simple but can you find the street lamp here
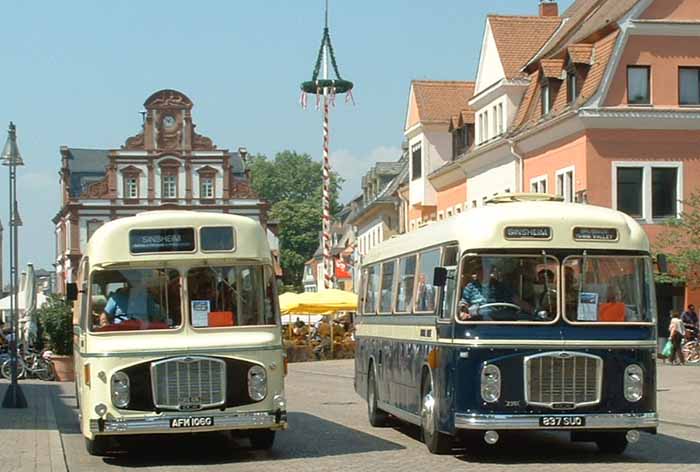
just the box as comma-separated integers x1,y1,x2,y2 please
2,122,27,409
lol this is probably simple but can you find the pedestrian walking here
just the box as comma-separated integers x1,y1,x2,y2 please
669,310,686,365
681,304,698,341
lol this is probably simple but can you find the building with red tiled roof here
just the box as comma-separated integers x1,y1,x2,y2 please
395,0,700,323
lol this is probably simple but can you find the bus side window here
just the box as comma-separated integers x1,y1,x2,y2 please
364,265,379,315
379,260,396,314
394,254,416,313
440,268,457,319
415,248,441,313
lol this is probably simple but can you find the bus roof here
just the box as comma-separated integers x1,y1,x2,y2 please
85,211,272,266
363,201,650,265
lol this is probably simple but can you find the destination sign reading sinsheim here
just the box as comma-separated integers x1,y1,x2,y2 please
130,228,195,253
573,227,618,241
504,226,552,240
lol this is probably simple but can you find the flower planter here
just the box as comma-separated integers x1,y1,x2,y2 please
51,355,75,382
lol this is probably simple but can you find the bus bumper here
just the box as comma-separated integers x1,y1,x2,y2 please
454,412,658,431
90,410,287,435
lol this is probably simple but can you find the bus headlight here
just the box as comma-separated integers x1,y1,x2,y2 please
248,365,267,401
110,371,130,408
624,364,644,402
481,364,501,403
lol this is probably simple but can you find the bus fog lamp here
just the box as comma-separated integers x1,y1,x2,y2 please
248,365,267,401
623,364,643,402
480,364,501,403
484,430,500,444
110,371,131,408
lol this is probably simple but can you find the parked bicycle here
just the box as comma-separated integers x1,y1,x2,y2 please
0,348,55,381
682,339,700,364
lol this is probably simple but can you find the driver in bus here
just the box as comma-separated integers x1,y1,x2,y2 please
459,266,530,321
99,272,160,326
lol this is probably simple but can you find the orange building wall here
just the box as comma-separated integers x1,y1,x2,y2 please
585,128,700,245
436,180,467,212
605,36,700,107
523,132,588,194
641,0,700,20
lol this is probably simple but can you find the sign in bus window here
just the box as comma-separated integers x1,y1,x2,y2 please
458,255,559,323
201,226,235,252
129,228,195,254
187,266,276,327
563,256,653,323
90,269,181,332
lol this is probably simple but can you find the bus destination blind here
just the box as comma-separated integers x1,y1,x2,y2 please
130,228,195,253
504,226,552,240
573,227,618,241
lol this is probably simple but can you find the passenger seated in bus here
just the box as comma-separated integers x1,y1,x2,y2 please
99,275,161,326
536,269,557,311
415,273,436,311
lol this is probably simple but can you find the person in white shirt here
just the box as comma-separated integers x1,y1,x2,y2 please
669,310,686,365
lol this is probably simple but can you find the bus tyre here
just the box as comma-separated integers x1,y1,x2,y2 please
367,367,388,427
595,432,628,454
85,436,109,456
421,373,452,455
249,430,275,450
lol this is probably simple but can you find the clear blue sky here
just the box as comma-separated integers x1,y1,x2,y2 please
0,0,574,275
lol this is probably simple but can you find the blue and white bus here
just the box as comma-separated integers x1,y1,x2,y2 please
355,195,658,454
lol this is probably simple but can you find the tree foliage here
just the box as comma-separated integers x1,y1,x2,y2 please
248,151,343,287
655,191,700,288
37,294,73,355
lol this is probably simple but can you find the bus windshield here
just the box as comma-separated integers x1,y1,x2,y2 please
458,255,559,323
187,265,277,328
563,255,654,323
90,268,181,332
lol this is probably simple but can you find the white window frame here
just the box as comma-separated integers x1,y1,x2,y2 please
200,176,214,199
555,166,576,203
125,177,139,199
611,161,683,223
162,174,177,199
530,174,548,194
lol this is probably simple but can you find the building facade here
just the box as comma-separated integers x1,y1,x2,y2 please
53,89,273,291
396,0,700,325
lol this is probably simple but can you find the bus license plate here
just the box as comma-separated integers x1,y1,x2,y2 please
169,416,214,429
539,416,586,428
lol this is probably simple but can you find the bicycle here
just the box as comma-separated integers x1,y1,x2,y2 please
0,349,55,381
682,338,700,364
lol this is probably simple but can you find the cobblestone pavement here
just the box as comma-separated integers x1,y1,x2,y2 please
6,360,700,471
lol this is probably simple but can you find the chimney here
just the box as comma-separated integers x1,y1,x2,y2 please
539,0,559,17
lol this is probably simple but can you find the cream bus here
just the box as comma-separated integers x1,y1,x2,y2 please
68,211,287,456
355,195,659,455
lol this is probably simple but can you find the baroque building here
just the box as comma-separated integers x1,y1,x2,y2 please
53,89,275,290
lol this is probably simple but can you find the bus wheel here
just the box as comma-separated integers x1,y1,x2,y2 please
367,367,388,427
595,432,628,454
249,430,276,450
85,436,109,456
421,373,452,454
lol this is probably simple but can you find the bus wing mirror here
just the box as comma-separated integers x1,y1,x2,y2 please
66,283,78,302
433,267,447,287
657,254,669,274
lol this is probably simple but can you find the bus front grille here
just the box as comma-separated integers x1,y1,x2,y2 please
524,352,602,409
150,356,226,411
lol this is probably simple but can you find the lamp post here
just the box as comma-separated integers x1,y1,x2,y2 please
2,122,27,409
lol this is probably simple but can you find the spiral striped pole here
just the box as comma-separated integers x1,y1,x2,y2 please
322,94,332,289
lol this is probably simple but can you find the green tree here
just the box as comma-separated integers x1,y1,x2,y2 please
37,294,73,355
655,191,700,288
248,150,343,287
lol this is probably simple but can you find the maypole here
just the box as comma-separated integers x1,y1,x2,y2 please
300,0,354,290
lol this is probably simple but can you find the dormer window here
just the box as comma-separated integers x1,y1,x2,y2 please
566,65,578,104
541,80,552,115
452,125,471,159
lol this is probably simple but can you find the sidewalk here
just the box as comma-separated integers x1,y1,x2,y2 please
0,380,67,472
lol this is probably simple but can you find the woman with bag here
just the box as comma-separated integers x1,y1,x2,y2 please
669,310,686,365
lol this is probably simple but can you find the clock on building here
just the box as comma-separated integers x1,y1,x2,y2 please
162,115,176,128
